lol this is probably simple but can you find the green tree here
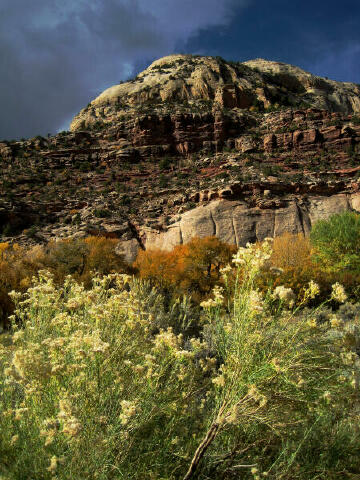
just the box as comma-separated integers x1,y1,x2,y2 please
310,211,360,273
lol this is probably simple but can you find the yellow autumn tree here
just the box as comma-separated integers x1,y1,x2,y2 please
257,232,330,301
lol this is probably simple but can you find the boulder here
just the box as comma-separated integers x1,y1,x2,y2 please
115,238,140,264
235,135,256,153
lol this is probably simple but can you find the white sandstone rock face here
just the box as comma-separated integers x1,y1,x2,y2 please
141,193,360,257
350,193,360,212
308,194,350,225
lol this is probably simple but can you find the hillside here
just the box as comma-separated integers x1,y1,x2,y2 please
1,54,360,262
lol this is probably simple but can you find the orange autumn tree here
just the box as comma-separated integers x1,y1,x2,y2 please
177,237,236,295
0,242,19,325
133,248,179,289
0,243,42,326
0,236,132,327
134,236,236,298
258,232,329,300
271,232,312,270
82,236,130,285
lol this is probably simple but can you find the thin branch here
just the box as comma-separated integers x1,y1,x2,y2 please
183,421,221,480
183,403,227,480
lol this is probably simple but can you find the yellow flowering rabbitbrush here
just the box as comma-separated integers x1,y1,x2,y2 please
1,241,360,480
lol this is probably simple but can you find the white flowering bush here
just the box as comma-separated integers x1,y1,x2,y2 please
0,242,360,479
189,241,360,479
0,272,213,479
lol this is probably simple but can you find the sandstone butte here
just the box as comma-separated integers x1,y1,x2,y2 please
2,54,360,262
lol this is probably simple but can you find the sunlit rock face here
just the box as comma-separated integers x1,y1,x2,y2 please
142,193,360,253
71,54,360,132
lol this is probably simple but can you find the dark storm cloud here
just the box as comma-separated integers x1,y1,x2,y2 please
0,0,241,139
300,39,360,83
185,0,360,84
5,0,358,140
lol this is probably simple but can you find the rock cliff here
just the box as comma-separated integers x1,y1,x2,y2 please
1,54,360,261
143,193,360,252
71,54,360,132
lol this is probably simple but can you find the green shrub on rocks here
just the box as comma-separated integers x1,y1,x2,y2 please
311,211,360,273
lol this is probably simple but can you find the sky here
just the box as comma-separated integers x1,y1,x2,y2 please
1,0,360,140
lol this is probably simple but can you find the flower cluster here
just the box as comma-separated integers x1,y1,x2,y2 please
12,344,51,381
305,280,320,300
248,290,264,313
200,285,224,309
331,283,347,303
40,418,60,446
153,327,182,351
119,400,138,425
273,285,295,308
57,399,82,439
232,238,272,272
47,455,58,475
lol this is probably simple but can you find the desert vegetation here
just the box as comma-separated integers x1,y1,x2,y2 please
1,212,360,479
0,237,132,328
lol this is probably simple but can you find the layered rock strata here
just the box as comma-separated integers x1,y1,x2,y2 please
1,55,360,262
